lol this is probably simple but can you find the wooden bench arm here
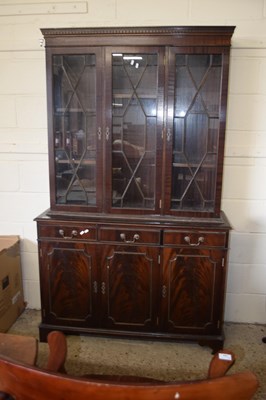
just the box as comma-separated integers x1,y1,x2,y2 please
46,331,67,373
208,349,236,378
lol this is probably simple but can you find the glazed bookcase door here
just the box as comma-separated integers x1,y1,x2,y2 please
48,48,104,212
160,247,225,335
164,48,229,217
104,47,164,214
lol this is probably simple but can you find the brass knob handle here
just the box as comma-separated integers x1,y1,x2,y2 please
101,282,106,295
184,236,204,246
166,128,171,142
106,127,110,141
120,233,140,244
97,127,102,140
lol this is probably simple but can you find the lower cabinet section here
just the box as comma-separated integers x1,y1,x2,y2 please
36,212,230,353
39,241,160,331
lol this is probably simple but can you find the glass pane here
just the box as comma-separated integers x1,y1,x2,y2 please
111,53,158,209
171,54,221,212
53,55,97,205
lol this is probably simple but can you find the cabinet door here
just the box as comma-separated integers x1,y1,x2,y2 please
104,47,164,214
39,241,98,327
160,247,226,335
47,48,104,212
98,244,160,331
164,48,230,217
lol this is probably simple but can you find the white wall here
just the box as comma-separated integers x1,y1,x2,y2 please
0,0,265,324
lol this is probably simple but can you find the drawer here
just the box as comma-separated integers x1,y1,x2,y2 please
38,224,97,241
99,227,160,245
163,230,227,247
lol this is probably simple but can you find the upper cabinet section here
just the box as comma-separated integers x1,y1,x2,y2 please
42,26,235,218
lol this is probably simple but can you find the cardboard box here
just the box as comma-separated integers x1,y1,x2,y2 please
0,236,25,332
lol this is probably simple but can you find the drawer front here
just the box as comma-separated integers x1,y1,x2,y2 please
38,224,97,241
99,227,160,245
164,230,227,247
